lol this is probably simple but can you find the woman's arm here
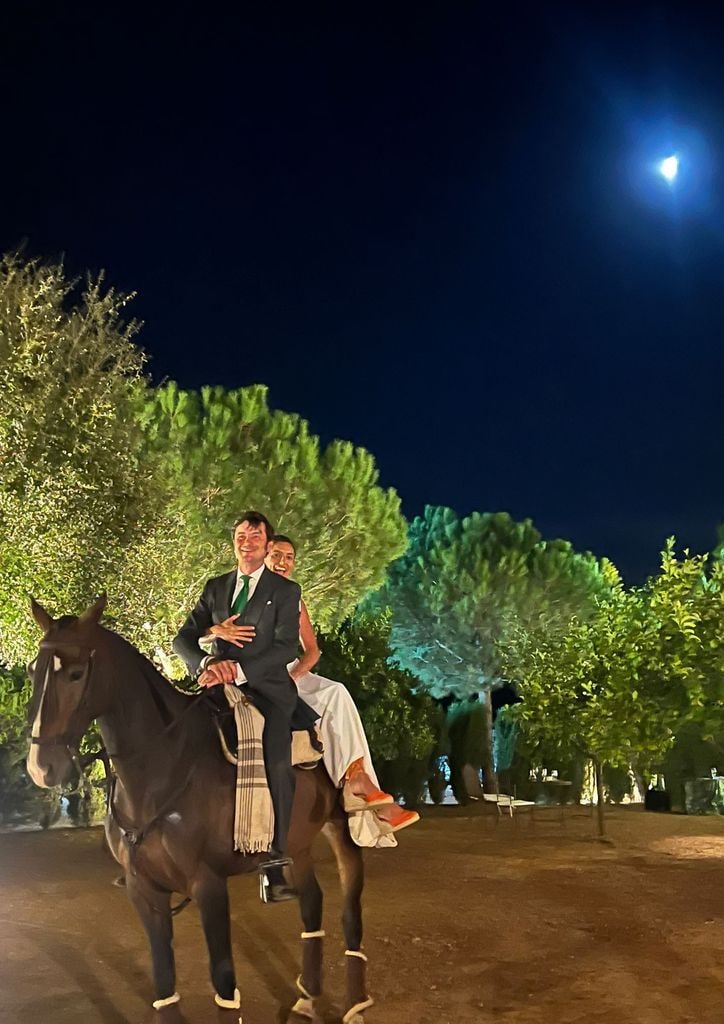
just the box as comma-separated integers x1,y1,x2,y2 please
290,600,321,681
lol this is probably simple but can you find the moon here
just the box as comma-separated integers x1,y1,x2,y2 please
660,155,679,182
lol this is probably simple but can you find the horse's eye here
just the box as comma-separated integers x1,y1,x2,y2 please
68,668,85,682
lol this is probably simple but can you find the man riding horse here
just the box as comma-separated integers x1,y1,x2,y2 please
172,509,317,902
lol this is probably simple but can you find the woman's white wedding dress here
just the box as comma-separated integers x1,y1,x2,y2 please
291,661,397,849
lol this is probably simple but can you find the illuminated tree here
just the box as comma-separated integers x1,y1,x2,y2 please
504,542,713,835
371,506,615,790
111,382,408,665
0,255,405,668
675,555,724,754
317,612,441,806
0,253,150,666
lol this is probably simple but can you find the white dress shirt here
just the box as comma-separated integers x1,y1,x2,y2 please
231,563,265,609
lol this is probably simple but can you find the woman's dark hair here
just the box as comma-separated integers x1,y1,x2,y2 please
270,533,296,554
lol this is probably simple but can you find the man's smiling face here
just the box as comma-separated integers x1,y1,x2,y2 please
233,519,269,566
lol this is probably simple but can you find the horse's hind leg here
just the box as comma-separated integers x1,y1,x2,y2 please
324,819,374,1024
127,878,179,1010
192,871,240,1010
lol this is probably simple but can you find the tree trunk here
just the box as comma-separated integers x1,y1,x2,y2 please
593,757,606,838
480,690,497,794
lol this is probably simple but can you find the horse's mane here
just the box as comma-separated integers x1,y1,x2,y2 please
98,625,196,703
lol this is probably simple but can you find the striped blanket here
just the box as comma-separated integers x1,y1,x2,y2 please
223,684,274,854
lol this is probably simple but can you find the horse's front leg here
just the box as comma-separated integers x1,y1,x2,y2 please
192,870,240,1010
290,848,324,1020
127,875,179,1010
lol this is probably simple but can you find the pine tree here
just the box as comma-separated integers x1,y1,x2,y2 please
371,505,615,789
112,382,407,664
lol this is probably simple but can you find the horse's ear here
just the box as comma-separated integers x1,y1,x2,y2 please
78,592,108,627
30,597,54,634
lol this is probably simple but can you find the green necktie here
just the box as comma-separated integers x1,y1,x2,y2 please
231,575,251,616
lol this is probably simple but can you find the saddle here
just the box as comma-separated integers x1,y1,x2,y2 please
210,688,323,855
212,704,323,769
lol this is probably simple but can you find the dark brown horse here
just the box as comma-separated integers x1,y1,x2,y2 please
26,594,373,1023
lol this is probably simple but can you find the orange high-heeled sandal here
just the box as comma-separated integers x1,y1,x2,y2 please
342,759,394,812
375,804,420,832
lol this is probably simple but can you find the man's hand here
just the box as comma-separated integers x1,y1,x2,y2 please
209,616,256,649
198,660,239,688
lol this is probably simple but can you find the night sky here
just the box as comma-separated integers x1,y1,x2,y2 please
4,3,724,582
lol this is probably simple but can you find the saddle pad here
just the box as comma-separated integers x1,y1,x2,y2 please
292,726,323,768
223,685,274,854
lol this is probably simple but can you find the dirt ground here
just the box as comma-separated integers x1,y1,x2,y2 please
0,805,723,1024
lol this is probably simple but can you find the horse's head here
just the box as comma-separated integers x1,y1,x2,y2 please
26,593,108,788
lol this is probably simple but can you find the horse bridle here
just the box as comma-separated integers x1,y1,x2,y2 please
28,638,109,798
29,639,100,783
29,636,206,888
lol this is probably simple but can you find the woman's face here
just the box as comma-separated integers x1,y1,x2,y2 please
266,541,296,578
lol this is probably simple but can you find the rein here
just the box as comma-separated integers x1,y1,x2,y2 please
108,763,197,854
104,690,210,865
104,688,211,763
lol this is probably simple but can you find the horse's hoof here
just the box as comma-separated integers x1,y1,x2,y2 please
290,995,315,1019
342,998,373,1024
152,992,181,1011
214,987,241,1010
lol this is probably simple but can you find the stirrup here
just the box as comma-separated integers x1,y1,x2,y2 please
258,857,294,903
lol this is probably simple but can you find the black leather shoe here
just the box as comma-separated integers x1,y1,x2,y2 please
265,882,298,903
259,857,297,903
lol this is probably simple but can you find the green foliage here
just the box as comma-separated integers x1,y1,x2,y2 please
317,612,440,766
0,666,30,747
0,253,150,666
503,541,715,776
493,705,519,772
445,699,487,803
0,666,59,824
447,700,487,767
681,558,724,744
112,383,408,665
371,505,615,700
0,252,409,813
65,758,108,827
0,255,406,671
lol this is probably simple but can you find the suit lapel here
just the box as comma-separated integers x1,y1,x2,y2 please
222,570,237,617
242,566,274,625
